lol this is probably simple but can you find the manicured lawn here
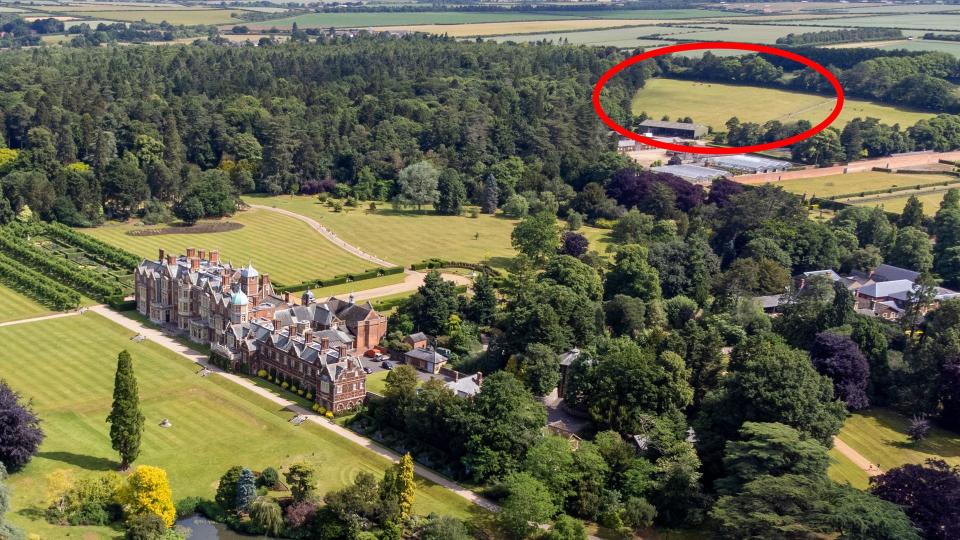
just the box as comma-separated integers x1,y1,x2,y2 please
0,284,51,323
839,407,960,472
2,314,481,539
366,370,391,395
632,79,937,132
828,448,870,490
80,208,374,285
849,189,955,215
251,195,521,268
776,171,957,198
293,272,407,299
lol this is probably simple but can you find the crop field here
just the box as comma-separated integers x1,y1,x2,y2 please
64,8,244,25
793,12,960,30
81,208,373,285
387,19,668,38
252,196,521,268
246,11,575,30
775,171,957,198
659,23,873,44
1,313,479,539
535,9,743,19
490,29,672,48
843,38,960,55
839,408,960,472
0,284,51,323
631,79,937,132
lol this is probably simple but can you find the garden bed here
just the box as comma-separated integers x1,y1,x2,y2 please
126,222,244,236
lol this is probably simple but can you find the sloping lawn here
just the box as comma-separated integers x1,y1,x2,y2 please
2,313,480,539
0,284,51,323
80,208,375,285
777,171,957,199
828,448,870,490
839,407,960,472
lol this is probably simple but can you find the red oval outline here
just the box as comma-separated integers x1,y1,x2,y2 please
592,41,845,155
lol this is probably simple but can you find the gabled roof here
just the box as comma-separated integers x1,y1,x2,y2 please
406,332,429,343
872,264,920,283
859,279,915,299
405,347,448,364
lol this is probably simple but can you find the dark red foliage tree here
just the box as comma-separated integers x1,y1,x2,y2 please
284,500,318,530
810,332,870,410
605,168,705,213
560,231,589,258
0,380,44,472
706,177,745,208
871,459,960,540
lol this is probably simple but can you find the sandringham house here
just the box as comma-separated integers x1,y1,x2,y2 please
135,248,387,412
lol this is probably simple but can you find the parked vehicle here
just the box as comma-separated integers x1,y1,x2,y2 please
381,361,392,370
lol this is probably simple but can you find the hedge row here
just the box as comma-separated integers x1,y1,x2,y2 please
272,265,404,293
0,251,81,310
409,259,497,276
823,178,960,201
0,230,123,300
44,222,142,270
105,295,136,311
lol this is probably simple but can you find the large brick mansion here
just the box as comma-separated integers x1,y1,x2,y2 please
134,248,387,413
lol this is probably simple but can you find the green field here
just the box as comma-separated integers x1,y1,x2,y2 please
827,448,870,489
0,284,51,323
794,12,960,30
249,11,573,29
81,209,373,285
2,313,479,539
66,8,244,25
491,29,672,49
632,79,937,132
839,408,960,472
849,188,954,215
295,272,407,298
252,196,522,268
776,171,958,198
537,9,743,19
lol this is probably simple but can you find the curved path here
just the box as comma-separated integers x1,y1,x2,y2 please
833,436,882,477
88,305,500,513
250,204,395,268
0,309,84,327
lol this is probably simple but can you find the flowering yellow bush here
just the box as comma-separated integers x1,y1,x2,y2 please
123,465,176,527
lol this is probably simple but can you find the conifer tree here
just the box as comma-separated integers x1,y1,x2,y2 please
469,272,498,326
106,350,144,470
235,468,256,511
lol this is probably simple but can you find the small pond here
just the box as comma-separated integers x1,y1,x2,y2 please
175,515,279,540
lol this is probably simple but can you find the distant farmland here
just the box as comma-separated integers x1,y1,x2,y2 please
246,11,575,30
66,8,244,25
631,79,937,132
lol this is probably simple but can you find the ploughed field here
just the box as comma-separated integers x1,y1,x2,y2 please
631,79,937,133
1,313,479,539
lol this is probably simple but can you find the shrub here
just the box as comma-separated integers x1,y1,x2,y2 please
305,393,313,400
175,496,204,519
290,385,298,393
297,390,304,396
257,370,267,378
124,513,166,540
258,467,280,489
325,411,334,419
318,407,327,415
282,382,289,389
311,404,320,412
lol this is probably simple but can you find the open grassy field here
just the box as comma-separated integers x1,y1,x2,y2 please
848,189,954,215
828,448,870,489
0,284,51,323
839,408,960,472
793,12,960,30
833,38,960,56
247,11,574,30
490,28,671,48
776,171,957,198
81,208,373,285
252,195,522,268
295,272,407,299
537,9,742,19
66,8,244,24
632,79,937,132
2,313,480,539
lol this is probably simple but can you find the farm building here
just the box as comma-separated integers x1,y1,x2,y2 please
652,164,727,184
637,119,708,139
707,154,791,173
617,138,657,153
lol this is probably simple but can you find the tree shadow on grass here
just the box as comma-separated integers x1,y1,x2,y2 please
37,451,117,472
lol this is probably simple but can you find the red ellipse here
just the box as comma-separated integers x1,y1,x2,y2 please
592,41,845,155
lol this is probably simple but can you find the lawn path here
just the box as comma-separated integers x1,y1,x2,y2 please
250,204,396,268
834,436,883,477
0,309,83,327
326,271,471,303
87,304,501,513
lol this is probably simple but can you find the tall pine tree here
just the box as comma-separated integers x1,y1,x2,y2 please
106,350,144,470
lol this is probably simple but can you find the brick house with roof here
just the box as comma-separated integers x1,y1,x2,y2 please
135,248,387,412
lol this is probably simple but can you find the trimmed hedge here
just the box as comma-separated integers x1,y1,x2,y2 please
272,265,403,293
0,251,81,310
105,295,136,311
45,223,141,270
409,258,497,276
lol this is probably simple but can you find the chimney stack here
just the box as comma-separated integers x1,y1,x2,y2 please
283,291,291,304
337,344,348,359
199,248,206,260
304,328,314,343
186,247,196,258
260,273,270,292
190,257,200,271
210,249,220,265
272,319,282,333
320,337,330,350
166,254,176,266
158,248,165,262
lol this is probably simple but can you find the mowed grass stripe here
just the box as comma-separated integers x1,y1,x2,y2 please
80,208,374,285
0,284,52,323
2,313,479,539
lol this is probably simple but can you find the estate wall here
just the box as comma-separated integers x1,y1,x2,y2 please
733,150,960,185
